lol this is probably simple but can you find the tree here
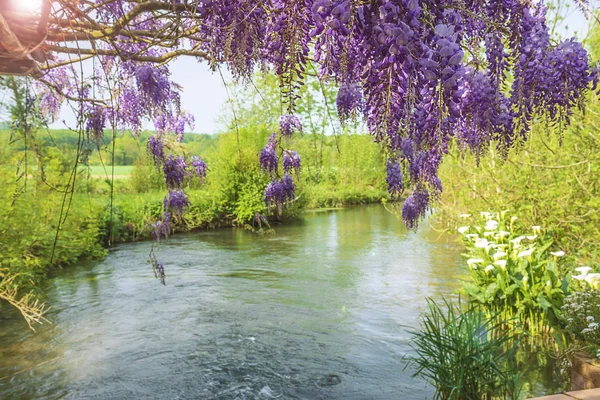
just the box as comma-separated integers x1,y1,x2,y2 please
0,0,597,229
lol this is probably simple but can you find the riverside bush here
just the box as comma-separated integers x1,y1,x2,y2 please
458,211,570,336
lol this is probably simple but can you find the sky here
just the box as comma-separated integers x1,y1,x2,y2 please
49,3,591,135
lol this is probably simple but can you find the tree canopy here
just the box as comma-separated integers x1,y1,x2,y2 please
0,0,598,228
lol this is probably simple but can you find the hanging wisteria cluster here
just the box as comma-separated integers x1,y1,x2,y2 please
32,0,599,232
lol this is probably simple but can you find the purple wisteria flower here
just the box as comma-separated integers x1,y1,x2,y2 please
282,173,295,200
265,174,296,208
147,135,165,166
283,150,301,173
152,212,172,241
260,133,279,174
85,106,106,143
163,155,187,189
279,115,302,137
402,188,430,231
336,82,363,122
189,156,207,178
164,189,190,216
265,180,285,207
150,250,166,286
386,160,403,200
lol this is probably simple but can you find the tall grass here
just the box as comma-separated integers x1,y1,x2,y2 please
408,298,521,400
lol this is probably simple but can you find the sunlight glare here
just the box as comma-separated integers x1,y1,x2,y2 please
13,0,44,13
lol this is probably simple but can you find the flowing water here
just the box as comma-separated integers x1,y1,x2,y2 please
0,205,559,399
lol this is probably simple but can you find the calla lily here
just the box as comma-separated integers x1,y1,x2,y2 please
481,211,492,219
494,260,507,269
550,251,565,257
585,273,600,289
510,236,526,245
511,216,518,222
532,226,541,234
475,238,489,248
526,235,538,241
575,266,593,275
484,231,495,237
485,264,495,272
493,251,507,261
573,267,592,281
458,226,469,234
495,230,510,238
517,248,534,258
485,220,499,230
459,214,471,219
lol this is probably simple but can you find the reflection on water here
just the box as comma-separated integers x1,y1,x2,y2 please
1,205,469,399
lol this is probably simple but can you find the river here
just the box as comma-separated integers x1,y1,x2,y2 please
0,205,560,399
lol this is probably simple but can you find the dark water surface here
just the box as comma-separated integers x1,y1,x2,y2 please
0,206,499,399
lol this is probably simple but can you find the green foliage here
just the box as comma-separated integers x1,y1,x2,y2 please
458,211,570,336
409,298,521,400
0,172,106,297
130,155,165,193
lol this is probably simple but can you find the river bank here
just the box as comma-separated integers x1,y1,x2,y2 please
0,179,388,320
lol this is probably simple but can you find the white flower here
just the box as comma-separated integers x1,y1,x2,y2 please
494,260,507,270
523,275,529,282
526,235,538,241
500,210,510,219
586,316,595,323
493,251,507,261
459,214,471,219
511,216,518,222
532,226,541,234
573,267,593,281
495,230,510,239
475,238,489,248
575,266,592,274
481,211,492,219
550,251,565,257
585,273,600,289
510,236,526,245
458,226,470,234
517,248,535,258
485,264,495,272
485,220,499,231
484,231,495,238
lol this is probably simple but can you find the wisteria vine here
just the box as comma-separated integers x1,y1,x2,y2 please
29,0,600,242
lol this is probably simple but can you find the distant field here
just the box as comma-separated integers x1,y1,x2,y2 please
84,165,134,179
